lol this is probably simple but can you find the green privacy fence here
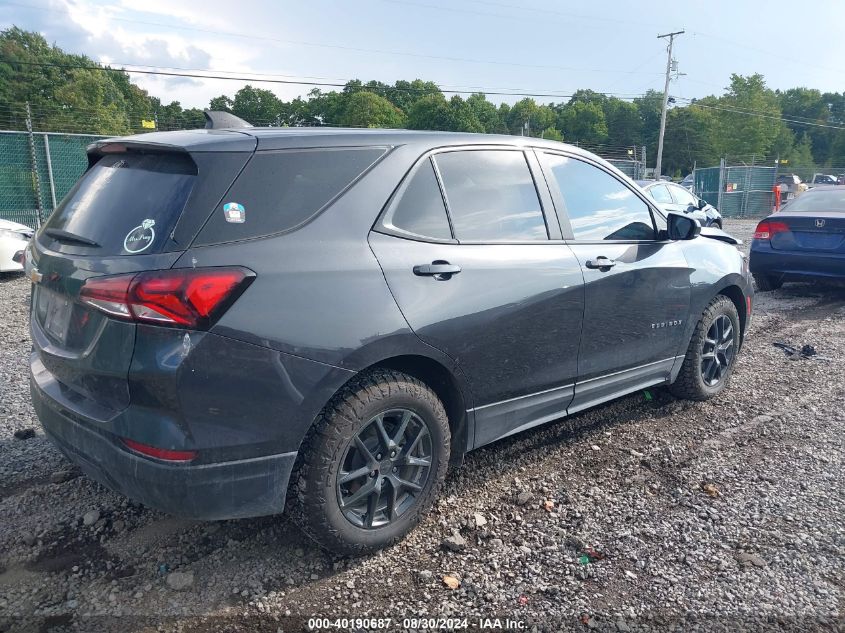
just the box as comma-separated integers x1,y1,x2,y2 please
694,162,776,218
0,130,107,228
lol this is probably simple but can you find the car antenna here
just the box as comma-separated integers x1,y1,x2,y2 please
203,110,253,129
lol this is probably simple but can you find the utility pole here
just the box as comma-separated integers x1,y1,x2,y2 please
655,30,684,179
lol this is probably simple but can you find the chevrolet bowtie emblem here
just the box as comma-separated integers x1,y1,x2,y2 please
29,267,43,284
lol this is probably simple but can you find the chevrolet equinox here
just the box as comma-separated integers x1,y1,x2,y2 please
27,118,752,554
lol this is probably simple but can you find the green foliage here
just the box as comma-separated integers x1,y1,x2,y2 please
788,133,815,166
6,28,845,171
406,94,484,132
557,101,608,144
231,86,283,125
504,98,555,137
338,91,406,128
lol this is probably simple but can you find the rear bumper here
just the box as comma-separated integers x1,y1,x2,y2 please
32,368,297,520
749,247,845,281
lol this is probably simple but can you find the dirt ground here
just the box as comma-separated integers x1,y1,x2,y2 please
0,219,842,632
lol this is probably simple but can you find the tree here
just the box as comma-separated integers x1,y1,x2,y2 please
661,105,719,174
633,90,664,160
231,86,283,126
711,74,784,160
540,127,563,142
604,98,642,147
788,133,814,167
338,91,406,128
406,94,483,132
208,95,233,112
466,93,507,134
557,101,608,144
505,98,555,137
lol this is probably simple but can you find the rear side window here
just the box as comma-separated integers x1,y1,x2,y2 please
434,150,548,241
42,152,196,255
196,147,386,244
381,159,452,240
542,153,656,241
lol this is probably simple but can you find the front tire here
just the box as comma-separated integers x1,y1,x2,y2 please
670,295,740,401
753,273,783,292
290,369,450,555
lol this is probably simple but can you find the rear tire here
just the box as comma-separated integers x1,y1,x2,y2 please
753,273,783,292
289,369,450,555
670,295,740,401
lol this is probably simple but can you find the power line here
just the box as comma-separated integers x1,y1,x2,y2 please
3,0,663,76
675,97,845,131
0,58,651,101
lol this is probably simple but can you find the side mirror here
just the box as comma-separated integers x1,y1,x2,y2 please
697,198,707,210
667,213,701,240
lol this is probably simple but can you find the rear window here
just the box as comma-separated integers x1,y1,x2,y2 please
196,147,387,244
783,189,845,213
42,152,196,255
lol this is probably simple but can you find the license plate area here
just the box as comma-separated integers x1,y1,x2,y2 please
36,286,74,345
793,231,843,251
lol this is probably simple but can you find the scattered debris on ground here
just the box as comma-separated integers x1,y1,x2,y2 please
0,221,842,631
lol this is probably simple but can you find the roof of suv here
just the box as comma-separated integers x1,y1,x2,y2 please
92,126,604,157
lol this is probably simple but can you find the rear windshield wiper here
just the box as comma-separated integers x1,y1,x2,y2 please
43,228,101,247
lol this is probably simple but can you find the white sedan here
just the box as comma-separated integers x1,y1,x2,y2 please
0,219,34,272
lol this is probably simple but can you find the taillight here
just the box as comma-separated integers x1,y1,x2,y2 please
79,267,254,329
752,220,789,240
122,438,197,462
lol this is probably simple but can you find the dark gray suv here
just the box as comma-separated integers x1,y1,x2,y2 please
26,123,752,553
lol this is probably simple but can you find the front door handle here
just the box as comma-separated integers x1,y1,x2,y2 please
585,256,617,270
413,260,461,280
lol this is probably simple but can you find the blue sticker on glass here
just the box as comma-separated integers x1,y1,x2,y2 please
223,202,246,224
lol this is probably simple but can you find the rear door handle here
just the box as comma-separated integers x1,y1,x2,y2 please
413,261,461,279
585,257,617,270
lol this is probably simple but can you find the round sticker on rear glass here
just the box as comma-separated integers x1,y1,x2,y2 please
223,202,246,223
123,219,156,253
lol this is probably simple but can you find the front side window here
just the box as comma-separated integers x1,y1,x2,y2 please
542,153,656,241
381,159,452,240
648,184,673,204
669,184,698,207
434,150,548,241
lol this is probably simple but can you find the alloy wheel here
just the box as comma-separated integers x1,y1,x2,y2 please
336,409,433,529
701,315,735,387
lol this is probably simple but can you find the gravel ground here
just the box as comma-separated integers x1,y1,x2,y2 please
1,219,843,632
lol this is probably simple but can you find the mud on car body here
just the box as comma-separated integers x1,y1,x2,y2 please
27,116,753,553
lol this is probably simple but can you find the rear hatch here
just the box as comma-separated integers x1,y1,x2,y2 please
770,212,845,253
30,134,255,415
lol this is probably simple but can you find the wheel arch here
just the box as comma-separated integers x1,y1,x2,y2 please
297,352,473,468
367,355,471,466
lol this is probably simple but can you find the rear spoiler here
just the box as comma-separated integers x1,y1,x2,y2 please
700,226,742,246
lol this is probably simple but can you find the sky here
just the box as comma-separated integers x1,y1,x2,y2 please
2,0,845,109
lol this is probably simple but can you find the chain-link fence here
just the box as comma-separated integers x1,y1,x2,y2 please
0,130,107,228
607,158,646,180
694,161,777,218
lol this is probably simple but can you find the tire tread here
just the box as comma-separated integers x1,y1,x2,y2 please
288,369,449,555
670,295,739,401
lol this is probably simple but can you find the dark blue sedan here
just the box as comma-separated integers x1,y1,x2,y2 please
750,186,845,291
